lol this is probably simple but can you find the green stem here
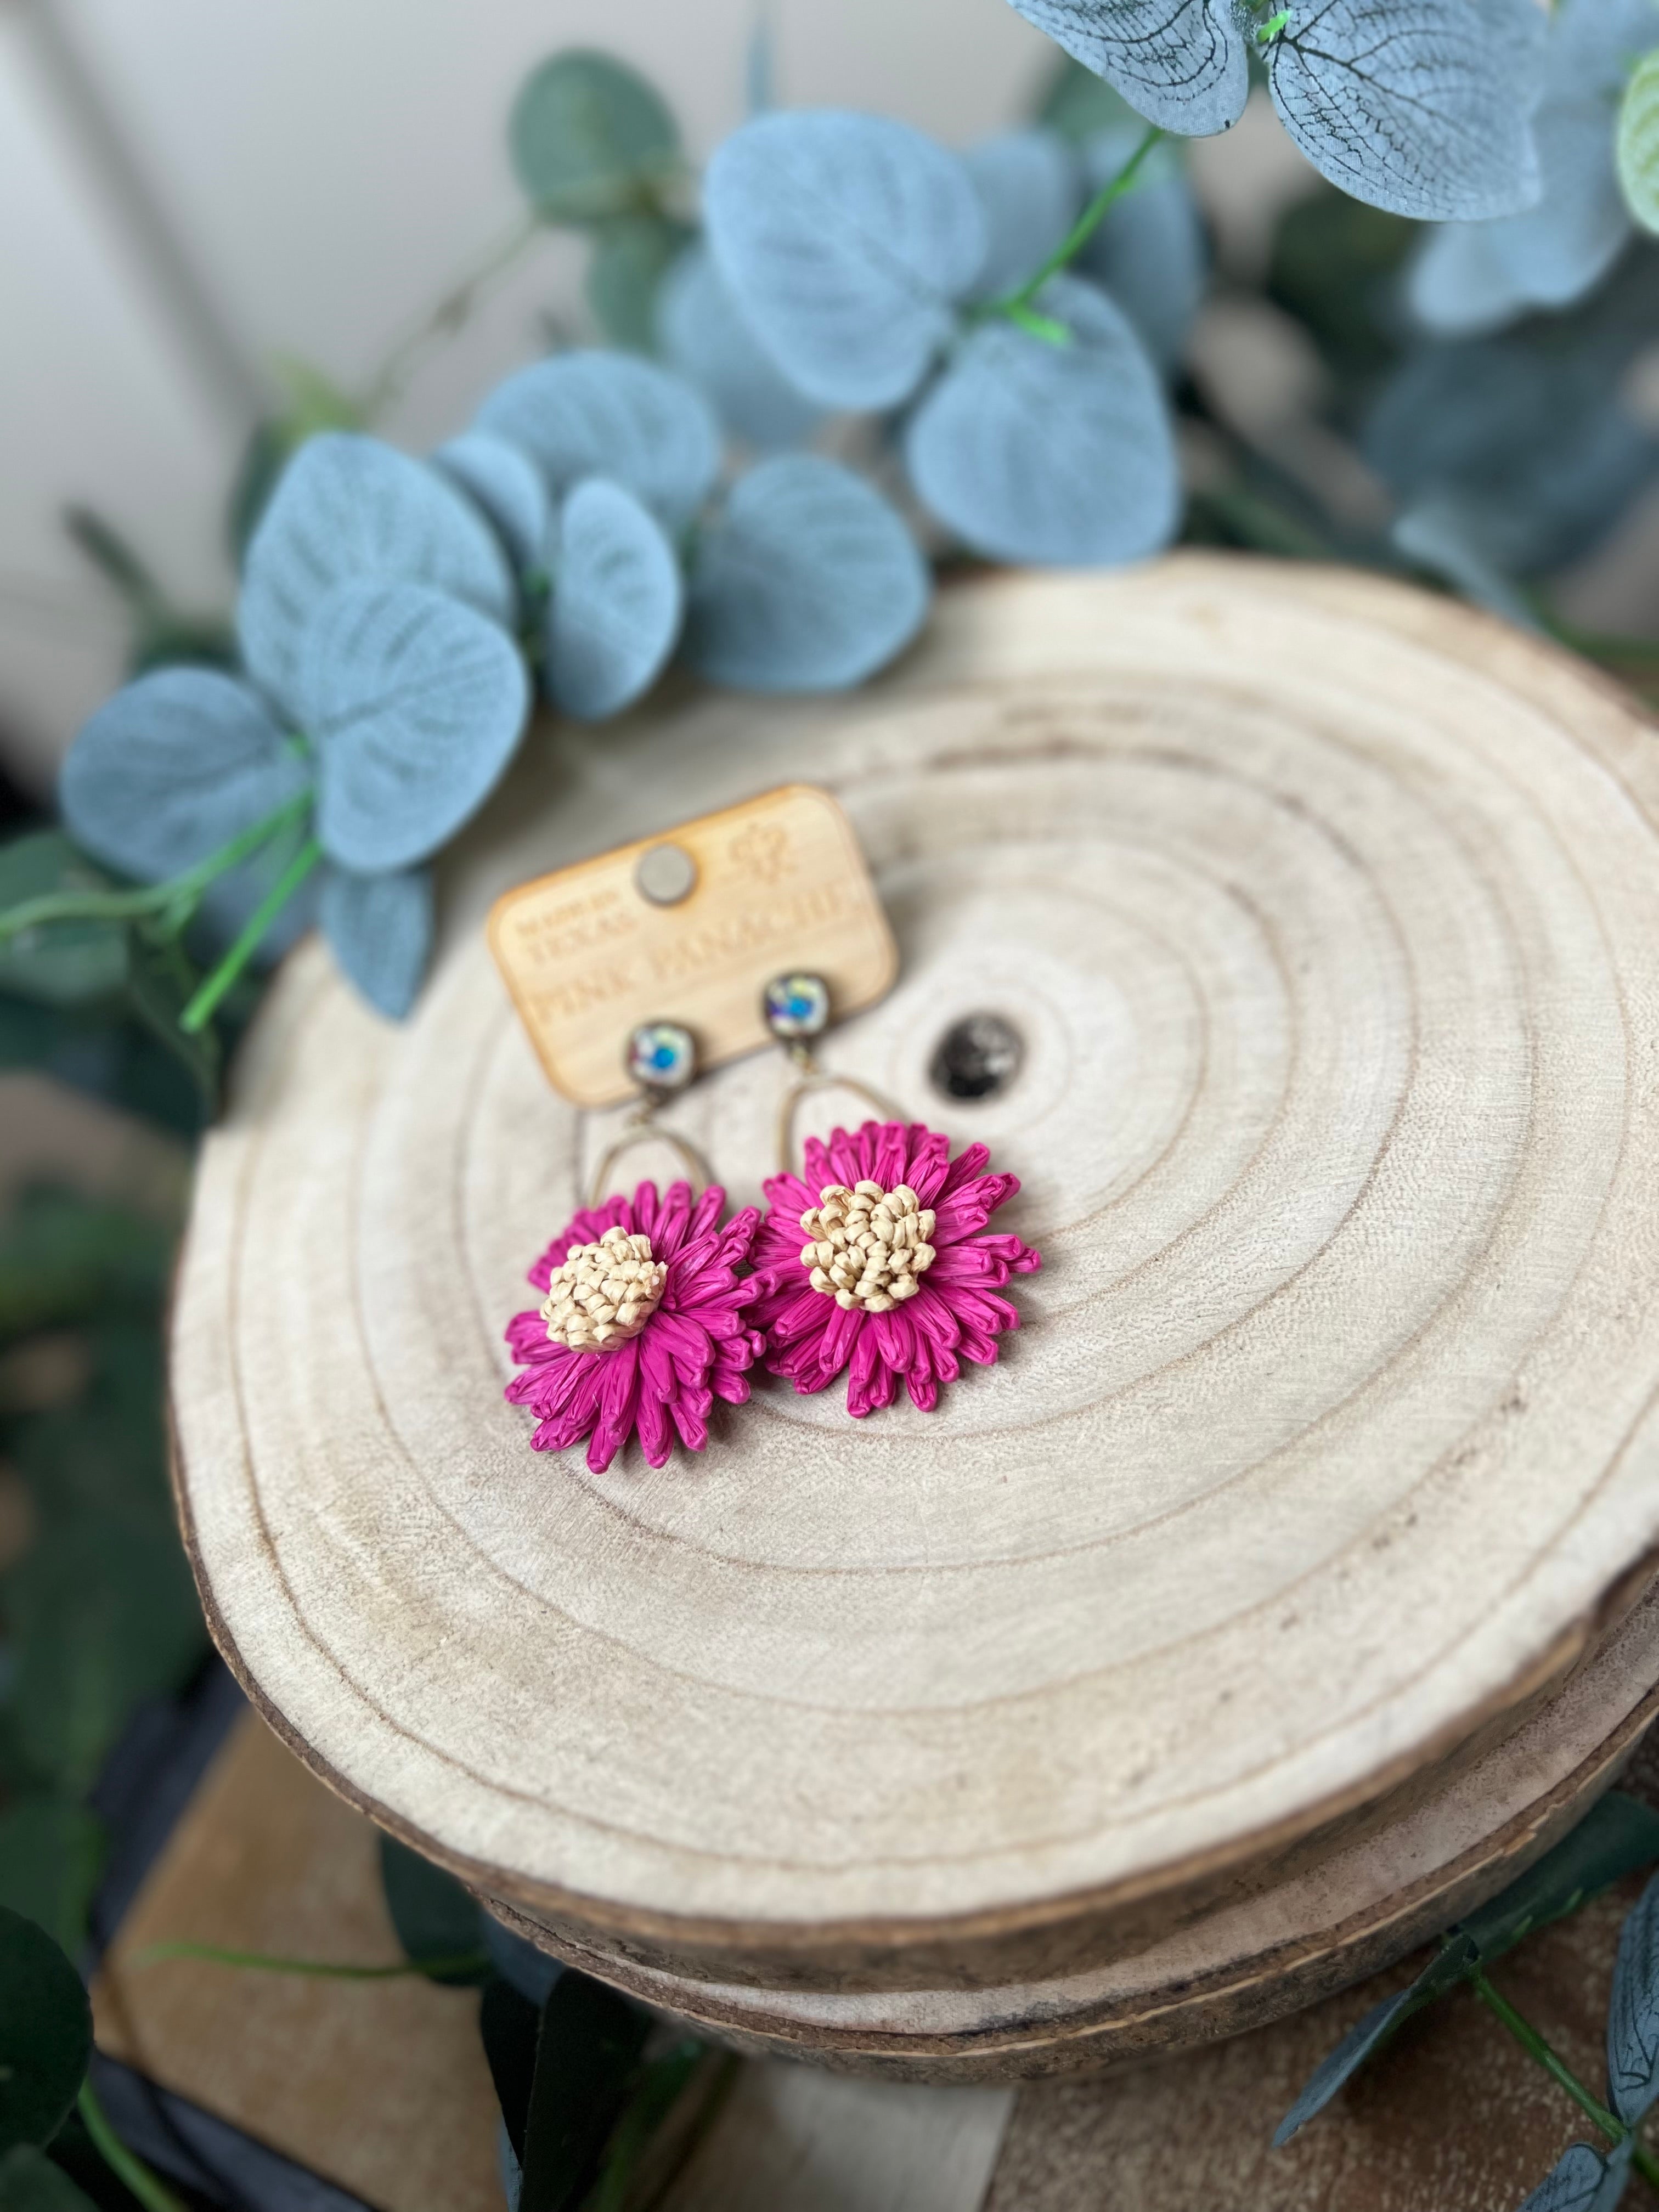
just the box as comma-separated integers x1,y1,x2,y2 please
132,1938,491,1980
0,791,310,945
1472,1970,1659,2188
992,123,1165,316
179,835,322,1033
77,2078,187,2212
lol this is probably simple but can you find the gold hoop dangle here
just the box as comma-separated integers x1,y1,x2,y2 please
763,972,904,1178
588,1020,715,1205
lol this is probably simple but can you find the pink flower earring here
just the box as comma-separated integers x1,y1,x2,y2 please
504,1021,763,1471
748,974,1041,1417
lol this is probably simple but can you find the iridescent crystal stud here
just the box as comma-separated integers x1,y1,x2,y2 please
626,1020,697,1098
763,972,831,1043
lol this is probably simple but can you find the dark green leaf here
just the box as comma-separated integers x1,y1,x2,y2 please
5,1517,205,1792
1266,185,1415,391
481,1977,541,2163
128,615,238,680
0,1189,170,1343
585,2040,704,2212
1461,1793,1659,1962
0,2146,99,2210
585,214,692,352
518,1973,647,2212
122,929,220,1110
0,995,209,1138
0,838,127,1010
510,52,681,224
378,1836,488,1985
0,1804,104,1960
0,1909,91,2153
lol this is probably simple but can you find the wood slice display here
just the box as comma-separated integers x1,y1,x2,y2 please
171,557,1659,2079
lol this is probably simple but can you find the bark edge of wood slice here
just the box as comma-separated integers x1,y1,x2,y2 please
171,555,1659,2017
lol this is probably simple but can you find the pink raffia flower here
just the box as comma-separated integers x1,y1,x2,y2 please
747,1120,1041,1417
505,1181,762,1472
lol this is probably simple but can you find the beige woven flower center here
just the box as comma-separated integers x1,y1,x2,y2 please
541,1226,667,1351
799,1180,938,1313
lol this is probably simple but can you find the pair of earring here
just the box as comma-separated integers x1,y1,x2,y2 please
503,974,1042,1474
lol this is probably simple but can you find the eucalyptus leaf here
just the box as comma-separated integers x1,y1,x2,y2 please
0,1803,103,1961
1409,0,1652,335
1271,1954,1466,2143
1038,54,1142,144
963,131,1080,303
1365,338,1657,574
1266,0,1545,222
546,478,682,720
477,353,720,531
297,581,528,874
432,433,552,577
704,110,987,410
905,273,1178,565
685,454,929,691
376,1834,487,1983
240,434,517,708
1006,0,1248,139
0,2146,100,2210
1462,1793,1659,1961
319,866,433,1020
656,245,822,452
1077,124,1206,370
0,1909,92,2154
0,836,126,1009
1618,47,1659,234
510,50,681,223
518,1973,648,2212
586,215,693,353
1391,497,1543,633
59,670,309,894
0,999,206,1141
1517,2141,1635,2212
1607,1870,1659,2123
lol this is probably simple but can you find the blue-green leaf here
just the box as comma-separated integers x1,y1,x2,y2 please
1409,0,1651,335
1391,496,1542,633
704,111,986,410
1005,0,1248,139
298,582,529,873
241,434,515,714
547,478,682,721
905,274,1178,565
1517,2142,1634,2212
1365,337,1657,575
475,353,720,532
432,432,552,576
1272,1979,1432,2145
585,213,692,352
1267,0,1545,222
657,244,822,452
320,866,433,1020
60,669,307,889
509,50,681,223
963,131,1080,302
1077,125,1206,370
1609,1871,1659,2124
684,455,929,691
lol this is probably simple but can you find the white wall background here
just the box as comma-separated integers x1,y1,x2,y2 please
0,0,1063,793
